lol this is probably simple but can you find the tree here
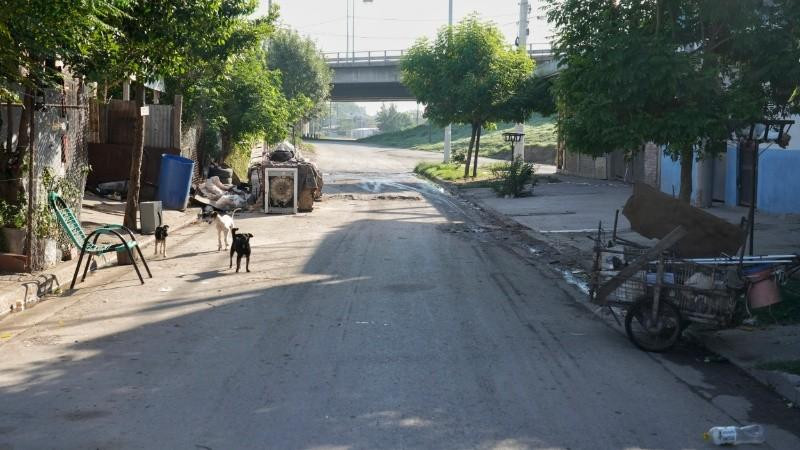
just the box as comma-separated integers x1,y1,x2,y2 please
402,16,534,177
547,0,800,203
266,28,333,145
78,0,274,228
376,104,413,133
217,48,289,158
0,0,125,213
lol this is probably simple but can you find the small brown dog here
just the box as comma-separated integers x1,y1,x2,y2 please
154,224,169,257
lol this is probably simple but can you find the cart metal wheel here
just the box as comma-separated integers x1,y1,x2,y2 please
624,296,682,352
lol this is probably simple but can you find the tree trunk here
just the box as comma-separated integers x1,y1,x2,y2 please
678,146,693,204
24,91,35,270
464,124,477,178
472,124,482,178
123,84,146,230
220,131,230,163
5,100,12,156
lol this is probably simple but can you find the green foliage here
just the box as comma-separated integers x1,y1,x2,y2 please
81,1,270,93
490,158,536,198
547,0,800,199
756,360,800,376
401,15,535,127
220,48,289,151
752,279,800,325
376,104,413,133
413,162,495,183
37,167,88,241
360,115,558,158
224,141,255,182
0,195,25,229
1,0,126,91
266,28,333,125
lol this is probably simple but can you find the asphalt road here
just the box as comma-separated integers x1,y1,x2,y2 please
1,140,798,449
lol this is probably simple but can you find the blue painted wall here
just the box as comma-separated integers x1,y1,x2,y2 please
661,138,800,213
757,147,800,214
660,149,698,202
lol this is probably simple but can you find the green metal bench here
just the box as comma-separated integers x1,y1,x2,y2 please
48,192,152,289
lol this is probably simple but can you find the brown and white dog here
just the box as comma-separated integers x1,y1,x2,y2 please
154,224,169,257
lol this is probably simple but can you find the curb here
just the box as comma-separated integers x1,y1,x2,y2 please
0,213,200,320
420,172,800,406
687,329,800,406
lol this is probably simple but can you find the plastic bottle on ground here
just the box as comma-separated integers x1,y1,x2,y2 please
705,425,765,445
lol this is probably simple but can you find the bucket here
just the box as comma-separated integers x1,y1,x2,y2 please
744,265,782,309
157,154,194,210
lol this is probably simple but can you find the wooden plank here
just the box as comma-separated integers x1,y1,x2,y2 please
107,99,137,145
593,225,688,305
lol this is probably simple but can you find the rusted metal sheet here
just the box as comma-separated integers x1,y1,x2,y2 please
87,143,181,200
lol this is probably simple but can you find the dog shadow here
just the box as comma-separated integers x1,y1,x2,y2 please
177,269,227,283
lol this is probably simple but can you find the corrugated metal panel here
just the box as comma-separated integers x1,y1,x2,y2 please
145,104,173,149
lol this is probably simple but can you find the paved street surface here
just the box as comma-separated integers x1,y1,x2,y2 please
1,140,799,449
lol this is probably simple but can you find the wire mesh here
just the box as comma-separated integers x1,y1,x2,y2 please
592,231,738,326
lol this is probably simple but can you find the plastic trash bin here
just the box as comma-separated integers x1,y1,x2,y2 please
157,154,194,210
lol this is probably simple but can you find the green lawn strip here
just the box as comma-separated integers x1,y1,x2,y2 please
755,360,800,376
361,115,557,158
413,162,499,188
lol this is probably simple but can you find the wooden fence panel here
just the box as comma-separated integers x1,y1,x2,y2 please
106,99,137,145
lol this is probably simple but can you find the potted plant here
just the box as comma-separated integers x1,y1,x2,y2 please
0,198,26,255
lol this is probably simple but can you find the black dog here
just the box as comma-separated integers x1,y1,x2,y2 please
154,225,170,257
229,227,253,272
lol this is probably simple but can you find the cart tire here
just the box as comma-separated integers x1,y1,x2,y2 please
625,296,682,353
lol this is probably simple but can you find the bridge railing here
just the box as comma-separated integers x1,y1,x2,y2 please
324,45,553,66
323,50,408,66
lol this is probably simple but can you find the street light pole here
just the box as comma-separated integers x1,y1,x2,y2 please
514,0,529,161
443,0,453,163
346,0,350,59
352,0,356,62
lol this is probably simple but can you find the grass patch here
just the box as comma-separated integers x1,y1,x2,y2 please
756,360,800,376
224,141,252,182
297,139,316,155
413,162,499,188
360,114,557,158
753,279,800,325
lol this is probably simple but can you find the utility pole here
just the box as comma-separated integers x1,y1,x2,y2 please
443,0,453,163
346,0,350,59
514,0,529,161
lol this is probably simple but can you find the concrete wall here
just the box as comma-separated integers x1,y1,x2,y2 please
755,147,800,213
660,151,695,200
660,119,800,214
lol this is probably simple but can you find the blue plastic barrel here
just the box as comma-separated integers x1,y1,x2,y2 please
157,154,194,210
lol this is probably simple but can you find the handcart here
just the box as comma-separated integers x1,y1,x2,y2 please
589,225,800,352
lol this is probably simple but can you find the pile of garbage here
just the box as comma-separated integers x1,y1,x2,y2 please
251,141,324,212
195,175,252,211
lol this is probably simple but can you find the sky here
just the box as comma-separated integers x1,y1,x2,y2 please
257,1,553,115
